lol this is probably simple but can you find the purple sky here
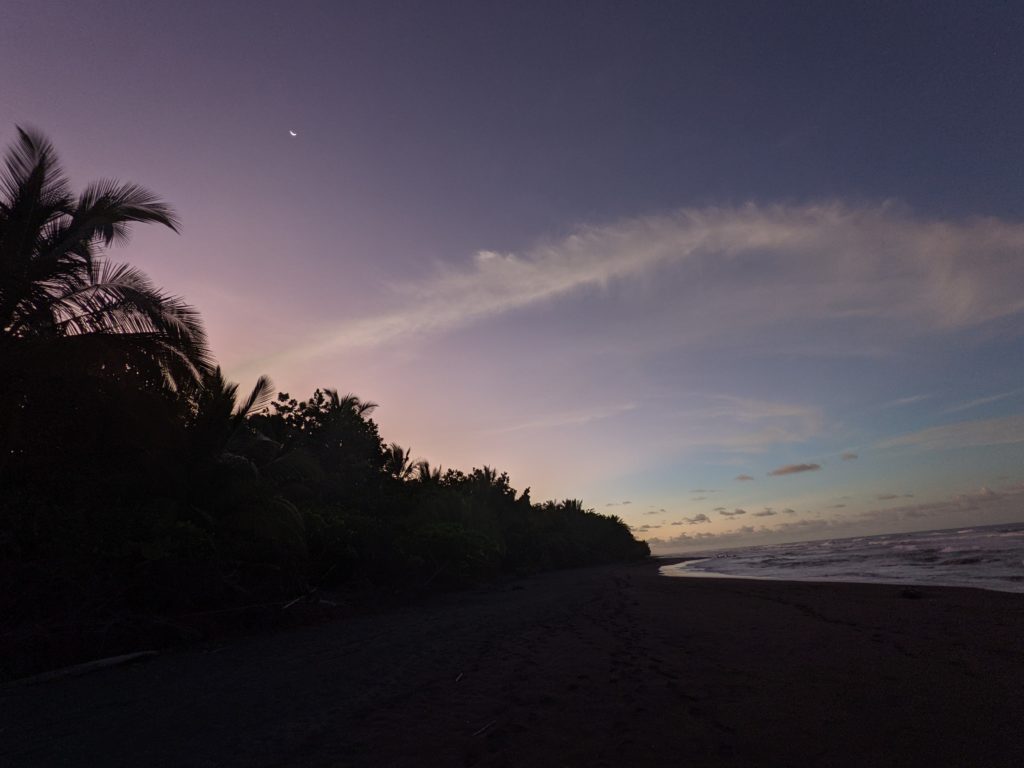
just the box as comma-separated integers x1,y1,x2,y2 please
5,1,1024,551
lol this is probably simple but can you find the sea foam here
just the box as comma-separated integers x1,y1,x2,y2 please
661,522,1024,593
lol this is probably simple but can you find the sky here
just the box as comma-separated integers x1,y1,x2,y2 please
4,0,1024,552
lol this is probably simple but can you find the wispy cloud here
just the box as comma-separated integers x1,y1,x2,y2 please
840,451,858,460
229,201,1024,512
253,203,1024,367
877,413,1024,452
673,395,823,452
768,463,822,476
487,402,636,434
880,394,931,409
942,389,1024,415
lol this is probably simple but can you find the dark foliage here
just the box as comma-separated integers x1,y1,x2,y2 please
0,129,648,675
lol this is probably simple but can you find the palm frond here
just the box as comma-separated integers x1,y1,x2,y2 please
338,392,379,416
27,260,213,386
415,460,443,483
0,126,70,207
234,375,275,420
0,127,74,325
384,442,418,479
73,178,180,247
0,127,209,400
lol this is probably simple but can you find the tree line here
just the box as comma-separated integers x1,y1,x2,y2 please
0,127,648,634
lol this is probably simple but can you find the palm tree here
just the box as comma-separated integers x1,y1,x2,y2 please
190,367,275,462
0,127,211,392
325,389,378,418
0,126,213,477
415,460,444,485
383,442,417,480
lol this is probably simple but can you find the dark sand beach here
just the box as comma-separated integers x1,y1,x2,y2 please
3,560,1023,767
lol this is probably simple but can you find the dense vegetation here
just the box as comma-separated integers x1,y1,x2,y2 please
0,128,648,648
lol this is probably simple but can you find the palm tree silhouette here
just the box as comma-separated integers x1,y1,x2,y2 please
0,127,211,391
325,390,378,418
383,442,417,480
414,460,444,485
190,367,275,461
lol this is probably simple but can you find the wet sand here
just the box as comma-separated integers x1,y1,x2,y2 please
3,560,1023,767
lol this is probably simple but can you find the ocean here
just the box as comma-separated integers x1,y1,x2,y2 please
660,521,1024,593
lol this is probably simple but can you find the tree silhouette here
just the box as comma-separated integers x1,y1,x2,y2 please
383,443,418,480
0,127,211,390
0,127,211,477
414,460,444,484
189,367,275,462
0,128,649,676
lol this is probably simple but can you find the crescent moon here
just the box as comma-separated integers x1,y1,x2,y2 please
289,130,297,137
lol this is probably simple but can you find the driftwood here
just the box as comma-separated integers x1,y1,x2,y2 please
282,588,341,610
282,593,308,610
9,651,158,686
471,719,496,737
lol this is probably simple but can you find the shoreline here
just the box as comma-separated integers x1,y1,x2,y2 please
3,559,1023,767
659,557,1024,593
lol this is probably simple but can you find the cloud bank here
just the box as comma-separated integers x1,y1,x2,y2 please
647,483,1024,553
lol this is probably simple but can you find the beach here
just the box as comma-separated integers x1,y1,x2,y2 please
3,560,1023,767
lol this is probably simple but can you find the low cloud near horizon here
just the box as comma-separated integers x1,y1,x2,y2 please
721,508,748,517
647,483,1024,553
680,513,712,524
768,463,822,476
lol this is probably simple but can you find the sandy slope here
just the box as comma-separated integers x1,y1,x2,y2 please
3,560,1023,767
